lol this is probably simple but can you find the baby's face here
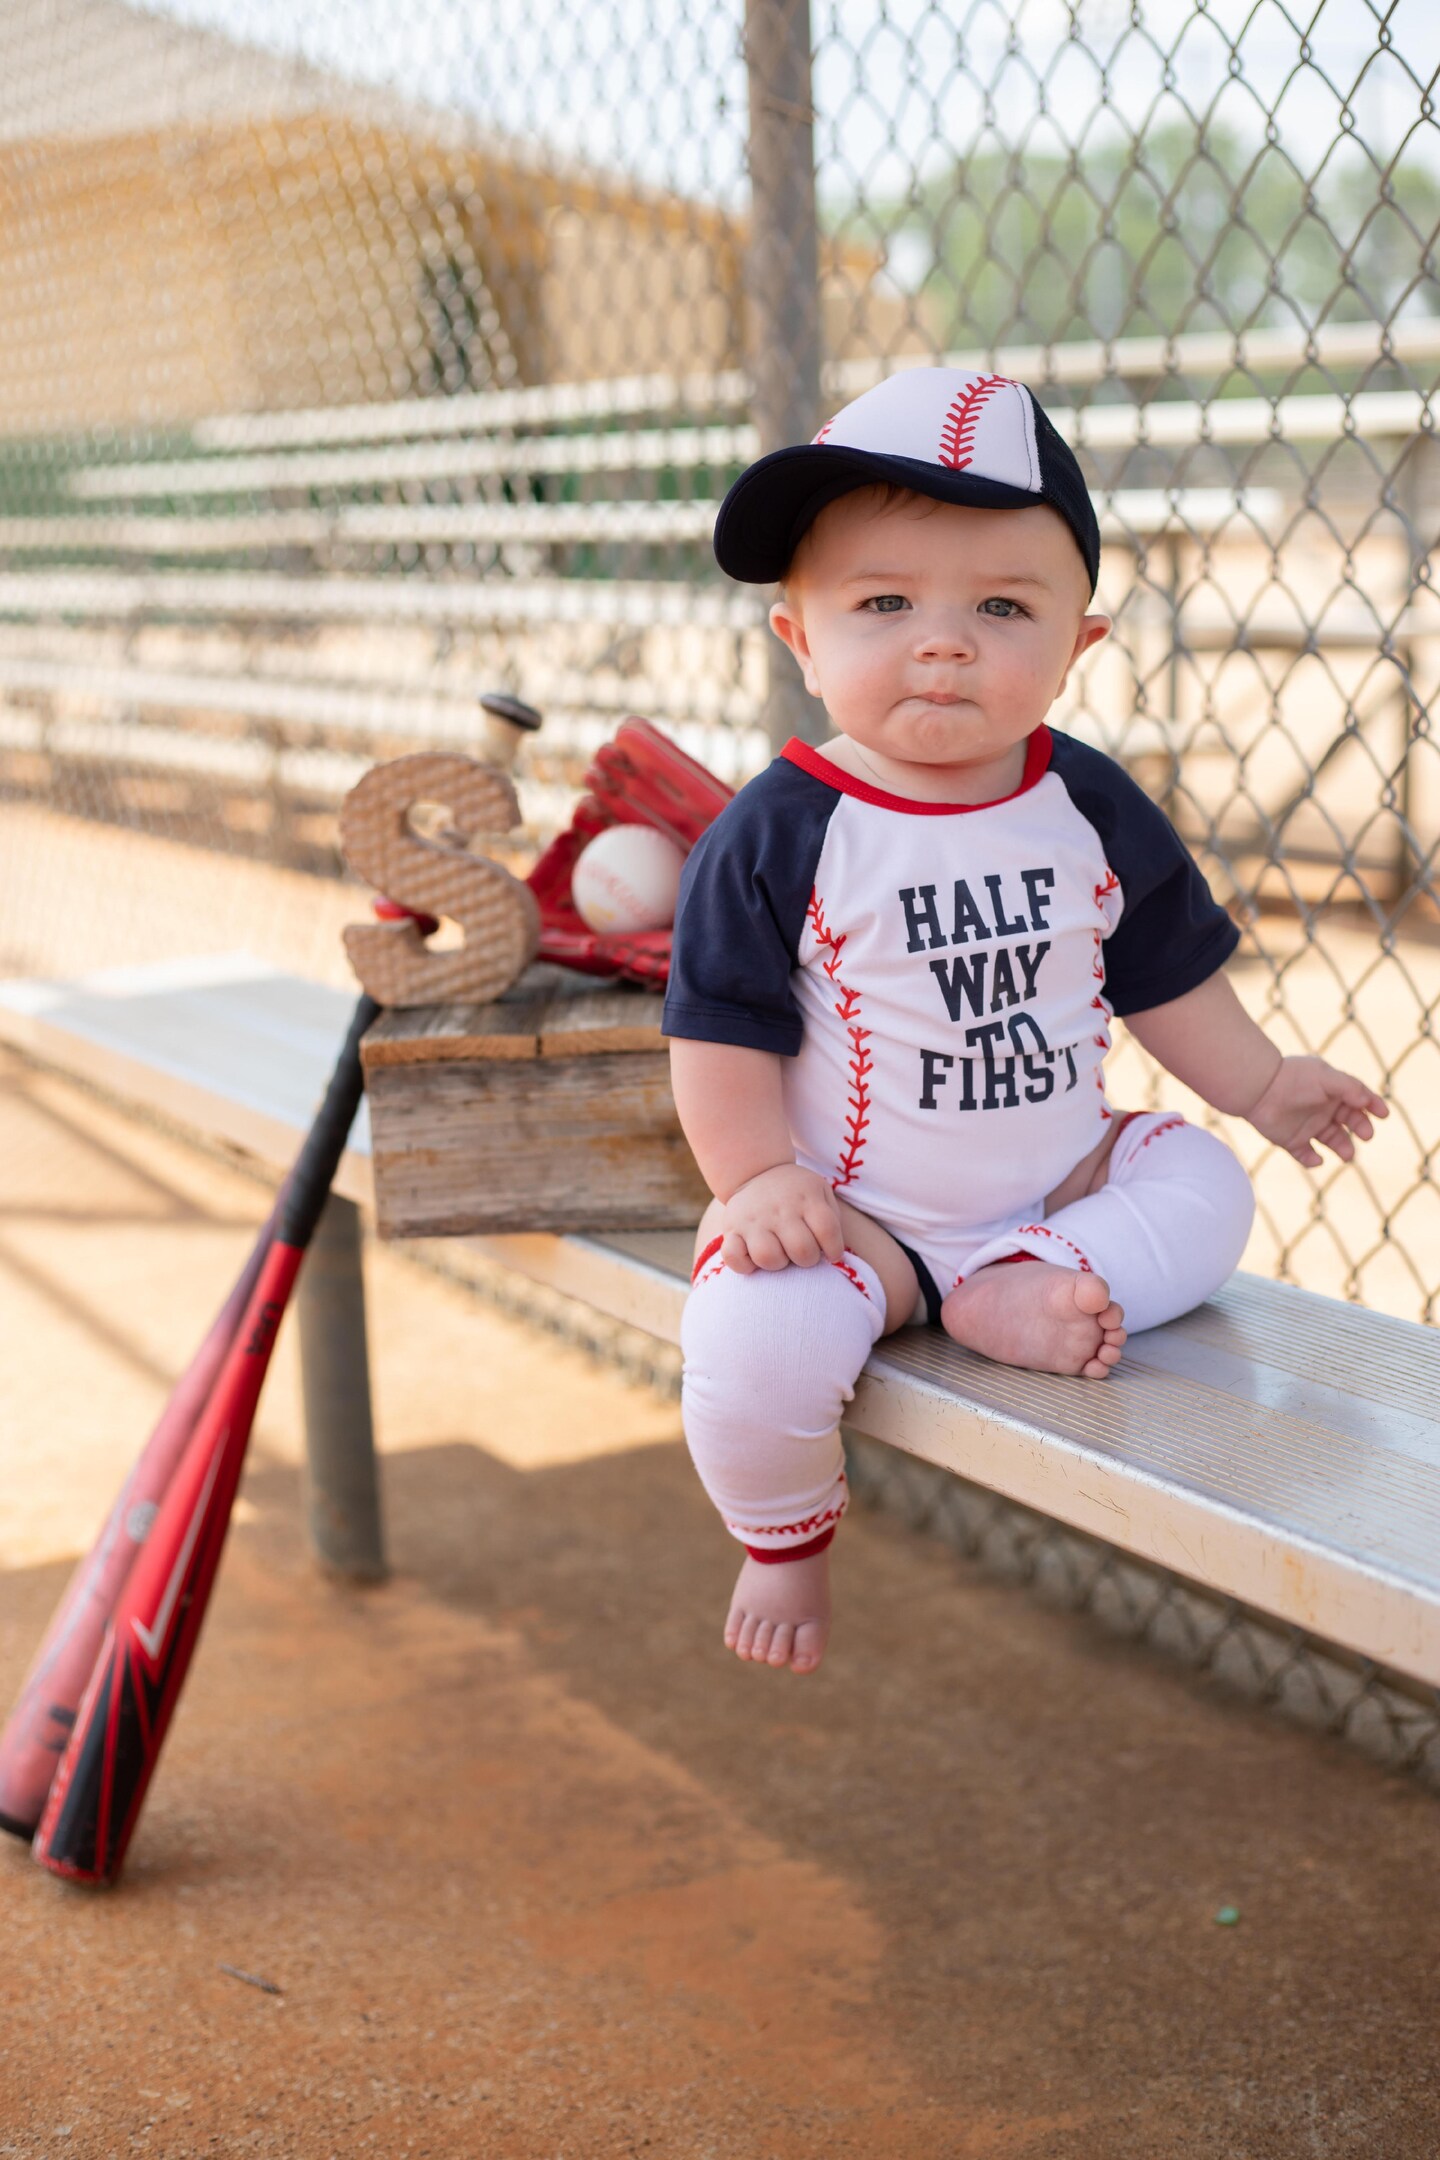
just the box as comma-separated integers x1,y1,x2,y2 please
769,490,1108,786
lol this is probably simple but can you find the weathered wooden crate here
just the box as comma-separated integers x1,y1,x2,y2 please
361,963,709,1238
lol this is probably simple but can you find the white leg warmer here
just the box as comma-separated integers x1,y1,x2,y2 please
680,1243,886,1558
959,1114,1255,1335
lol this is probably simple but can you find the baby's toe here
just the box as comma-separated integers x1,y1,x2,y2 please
1081,1353,1114,1379
732,1610,762,1660
791,1619,828,1675
1095,1340,1124,1367
1071,1271,1113,1316
723,1603,746,1650
767,1622,796,1668
748,1617,776,1664
1097,1302,1125,1333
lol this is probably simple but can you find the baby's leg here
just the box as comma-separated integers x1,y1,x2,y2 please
682,1197,917,1674
941,1114,1253,1371
942,1260,1127,1378
1037,1114,1255,1334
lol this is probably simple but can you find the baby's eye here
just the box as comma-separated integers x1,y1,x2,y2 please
861,593,910,614
979,596,1028,618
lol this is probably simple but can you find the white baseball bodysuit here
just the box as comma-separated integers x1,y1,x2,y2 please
664,723,1255,1559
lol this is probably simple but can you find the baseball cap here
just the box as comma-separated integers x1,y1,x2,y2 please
713,366,1100,593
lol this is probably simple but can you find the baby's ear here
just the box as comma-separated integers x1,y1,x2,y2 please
768,593,820,693
1068,609,1110,667
1055,611,1109,697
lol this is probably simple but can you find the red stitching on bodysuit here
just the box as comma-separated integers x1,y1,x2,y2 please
836,1032,872,1185
938,373,1010,468
1089,872,1115,1119
1091,921,1113,1120
813,419,834,443
1092,869,1117,992
808,888,871,1191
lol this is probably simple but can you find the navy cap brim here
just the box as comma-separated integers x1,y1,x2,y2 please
713,444,1056,584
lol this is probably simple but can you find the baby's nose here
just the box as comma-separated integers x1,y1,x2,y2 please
915,615,976,660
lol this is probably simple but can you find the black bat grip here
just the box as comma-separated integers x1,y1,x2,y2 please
278,995,379,1253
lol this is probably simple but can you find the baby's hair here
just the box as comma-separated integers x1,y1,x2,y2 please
779,481,942,595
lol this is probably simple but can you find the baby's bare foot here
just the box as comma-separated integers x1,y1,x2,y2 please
940,1261,1126,1379
724,1549,832,1675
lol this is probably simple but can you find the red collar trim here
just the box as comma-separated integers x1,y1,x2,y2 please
781,726,1052,814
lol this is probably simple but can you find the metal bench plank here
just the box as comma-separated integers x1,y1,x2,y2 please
855,1318,1440,1687
500,1232,1440,1686
4,962,1437,1684
0,957,372,1204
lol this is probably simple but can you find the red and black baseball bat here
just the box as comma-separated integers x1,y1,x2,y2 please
31,995,378,1885
0,1193,284,1841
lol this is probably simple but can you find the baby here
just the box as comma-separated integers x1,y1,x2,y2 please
662,367,1385,1678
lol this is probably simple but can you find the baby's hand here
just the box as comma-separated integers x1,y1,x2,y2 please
1245,1054,1387,1169
720,1163,846,1274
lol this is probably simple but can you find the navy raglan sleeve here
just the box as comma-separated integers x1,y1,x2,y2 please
1048,733,1240,1016
662,759,835,1056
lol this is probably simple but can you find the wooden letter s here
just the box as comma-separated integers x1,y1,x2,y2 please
340,753,540,1008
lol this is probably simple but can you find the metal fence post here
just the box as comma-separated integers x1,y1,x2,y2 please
297,1191,386,1581
744,0,823,752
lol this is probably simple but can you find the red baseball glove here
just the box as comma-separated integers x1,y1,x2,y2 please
526,717,733,986
366,717,733,989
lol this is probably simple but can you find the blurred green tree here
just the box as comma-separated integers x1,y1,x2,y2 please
861,120,1440,361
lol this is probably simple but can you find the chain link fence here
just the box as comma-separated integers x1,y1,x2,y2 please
0,0,1437,1765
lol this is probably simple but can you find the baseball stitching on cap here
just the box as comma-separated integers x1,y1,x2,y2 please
718,366,1090,585
938,373,1008,470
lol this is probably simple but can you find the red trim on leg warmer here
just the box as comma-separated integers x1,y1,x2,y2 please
744,1526,836,1564
951,1250,1041,1289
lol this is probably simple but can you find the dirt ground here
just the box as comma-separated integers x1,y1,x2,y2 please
1,1043,1439,2160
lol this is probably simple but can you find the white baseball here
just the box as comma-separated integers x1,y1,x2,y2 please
571,824,686,934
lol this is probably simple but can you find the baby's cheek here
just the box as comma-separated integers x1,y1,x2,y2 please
827,664,886,728
1012,647,1071,710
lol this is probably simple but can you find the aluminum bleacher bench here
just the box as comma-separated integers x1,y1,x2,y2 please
3,954,1439,1694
